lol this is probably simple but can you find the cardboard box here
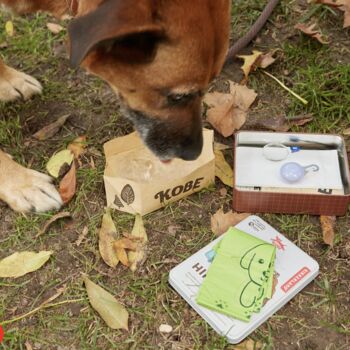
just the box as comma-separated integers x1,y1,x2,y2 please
104,129,215,215
233,131,350,216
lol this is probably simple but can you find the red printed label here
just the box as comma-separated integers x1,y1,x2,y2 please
281,267,311,293
0,325,4,343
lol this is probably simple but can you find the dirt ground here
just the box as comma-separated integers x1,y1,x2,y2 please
0,1,349,349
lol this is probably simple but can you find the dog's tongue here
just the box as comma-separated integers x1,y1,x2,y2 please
161,159,172,164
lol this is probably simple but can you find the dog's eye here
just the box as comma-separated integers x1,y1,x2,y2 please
167,92,197,106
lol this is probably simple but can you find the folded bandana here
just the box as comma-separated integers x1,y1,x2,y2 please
196,228,276,322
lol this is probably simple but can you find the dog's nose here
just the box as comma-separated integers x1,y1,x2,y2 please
177,131,203,161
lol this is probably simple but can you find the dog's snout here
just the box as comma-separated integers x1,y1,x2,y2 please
177,131,203,161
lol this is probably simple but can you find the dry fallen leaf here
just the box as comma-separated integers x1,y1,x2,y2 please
294,23,329,44
128,214,148,272
59,162,77,204
343,128,350,135
46,149,74,178
0,251,52,278
233,338,263,350
316,0,350,28
286,114,314,127
5,21,14,37
36,211,71,238
211,208,250,236
238,50,277,82
98,210,119,268
115,247,129,267
204,81,257,137
46,22,64,34
237,50,263,81
25,341,33,350
214,150,233,188
320,215,336,247
257,51,277,69
214,142,231,151
114,238,137,251
67,136,87,159
33,115,70,141
83,276,129,330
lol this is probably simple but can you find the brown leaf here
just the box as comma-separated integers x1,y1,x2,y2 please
343,128,350,135
204,81,257,137
67,136,87,159
113,238,137,251
316,0,350,28
46,22,64,34
59,162,76,204
33,114,70,141
294,23,329,44
320,215,336,247
25,341,33,350
287,114,314,126
211,208,250,236
115,247,129,267
36,212,71,238
98,210,119,268
257,51,277,69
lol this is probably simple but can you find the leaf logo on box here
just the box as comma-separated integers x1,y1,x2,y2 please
114,194,124,208
114,184,136,207
121,184,135,204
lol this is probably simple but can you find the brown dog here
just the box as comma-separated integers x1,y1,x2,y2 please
0,0,231,212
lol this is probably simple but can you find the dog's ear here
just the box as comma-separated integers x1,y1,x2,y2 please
68,0,164,67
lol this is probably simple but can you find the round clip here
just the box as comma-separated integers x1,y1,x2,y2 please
280,162,320,183
263,143,290,161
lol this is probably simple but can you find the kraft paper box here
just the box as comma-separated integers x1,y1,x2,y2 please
103,129,215,215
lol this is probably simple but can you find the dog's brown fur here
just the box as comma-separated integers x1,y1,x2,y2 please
0,0,231,212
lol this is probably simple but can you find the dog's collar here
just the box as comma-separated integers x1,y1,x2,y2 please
68,0,79,16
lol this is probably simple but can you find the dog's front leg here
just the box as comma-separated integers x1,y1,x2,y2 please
0,150,62,212
0,58,42,102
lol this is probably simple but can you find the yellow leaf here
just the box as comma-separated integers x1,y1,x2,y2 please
0,251,52,278
5,21,14,37
233,338,263,350
83,276,129,330
98,210,119,268
115,247,129,267
214,150,233,188
67,136,87,159
113,238,137,251
46,149,74,178
237,50,263,81
128,214,147,272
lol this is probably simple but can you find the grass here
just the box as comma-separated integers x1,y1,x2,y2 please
1,2,350,349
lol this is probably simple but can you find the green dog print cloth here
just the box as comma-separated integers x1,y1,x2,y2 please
196,227,276,322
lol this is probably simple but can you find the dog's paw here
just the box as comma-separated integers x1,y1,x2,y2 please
0,66,42,102
0,167,63,213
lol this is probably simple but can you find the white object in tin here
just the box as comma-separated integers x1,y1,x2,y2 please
263,142,290,161
168,215,319,344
